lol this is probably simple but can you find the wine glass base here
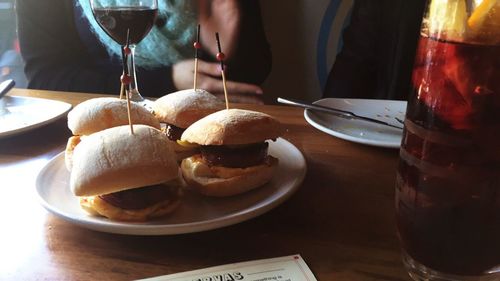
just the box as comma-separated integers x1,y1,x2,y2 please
402,251,500,281
127,89,154,111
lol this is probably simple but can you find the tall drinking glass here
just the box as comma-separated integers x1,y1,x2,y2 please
90,0,158,106
396,0,500,280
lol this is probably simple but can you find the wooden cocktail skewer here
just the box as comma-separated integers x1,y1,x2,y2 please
119,75,125,99
215,32,229,110
119,30,131,100
124,79,134,134
193,24,201,91
119,29,134,134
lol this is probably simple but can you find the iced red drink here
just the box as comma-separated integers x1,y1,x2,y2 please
396,0,500,279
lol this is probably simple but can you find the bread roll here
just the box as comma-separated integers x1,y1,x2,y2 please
70,125,178,197
64,136,81,171
181,109,282,145
67,97,160,136
153,89,224,129
79,185,182,221
180,109,282,197
181,154,278,197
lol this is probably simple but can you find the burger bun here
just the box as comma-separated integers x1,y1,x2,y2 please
70,124,178,197
153,89,224,129
181,154,278,197
67,97,160,136
181,109,281,145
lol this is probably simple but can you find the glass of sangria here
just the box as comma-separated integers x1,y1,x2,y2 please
396,0,500,280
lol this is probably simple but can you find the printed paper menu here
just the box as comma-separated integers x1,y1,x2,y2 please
138,255,317,281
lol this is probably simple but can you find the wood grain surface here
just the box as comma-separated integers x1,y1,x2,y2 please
0,89,410,280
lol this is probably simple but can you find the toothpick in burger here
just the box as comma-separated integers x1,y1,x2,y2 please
179,109,282,197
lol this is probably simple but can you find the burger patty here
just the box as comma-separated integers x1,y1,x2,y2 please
200,142,269,168
99,184,178,210
165,124,186,141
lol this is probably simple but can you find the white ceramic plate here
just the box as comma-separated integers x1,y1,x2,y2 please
0,96,72,139
35,138,306,235
304,98,406,148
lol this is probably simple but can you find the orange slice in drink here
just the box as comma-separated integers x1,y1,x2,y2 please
467,0,500,42
468,0,497,29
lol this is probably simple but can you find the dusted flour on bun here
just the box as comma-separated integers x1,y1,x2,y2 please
180,109,281,197
65,97,160,171
153,89,224,129
70,125,181,221
152,89,224,159
68,97,160,136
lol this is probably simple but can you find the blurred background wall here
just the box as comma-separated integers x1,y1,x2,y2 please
260,0,353,103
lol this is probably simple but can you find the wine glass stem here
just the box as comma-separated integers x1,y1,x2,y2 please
127,44,143,102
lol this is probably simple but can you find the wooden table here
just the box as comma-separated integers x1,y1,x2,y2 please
0,89,408,281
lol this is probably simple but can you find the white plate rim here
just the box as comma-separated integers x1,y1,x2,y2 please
0,96,72,139
304,98,406,148
35,138,307,235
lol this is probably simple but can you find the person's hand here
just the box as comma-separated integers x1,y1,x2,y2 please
198,0,240,58
172,59,264,104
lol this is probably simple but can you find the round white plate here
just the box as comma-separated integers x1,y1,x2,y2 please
35,138,306,235
304,98,406,148
0,96,72,139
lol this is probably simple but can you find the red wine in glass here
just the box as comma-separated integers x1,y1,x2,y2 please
93,7,158,45
90,0,158,108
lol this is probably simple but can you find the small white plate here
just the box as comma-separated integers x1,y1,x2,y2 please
0,96,72,139
304,98,406,148
35,138,306,235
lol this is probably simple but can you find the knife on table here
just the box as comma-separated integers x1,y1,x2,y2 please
0,79,15,99
277,97,403,130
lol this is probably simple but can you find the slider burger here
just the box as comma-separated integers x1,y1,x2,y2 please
70,124,181,221
152,89,224,159
65,97,160,170
179,109,281,197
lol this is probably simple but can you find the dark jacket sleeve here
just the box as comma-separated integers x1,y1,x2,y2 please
323,0,424,100
158,0,272,92
323,0,380,99
220,1,272,85
16,0,174,97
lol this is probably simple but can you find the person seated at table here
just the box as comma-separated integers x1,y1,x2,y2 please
323,0,425,100
16,0,271,103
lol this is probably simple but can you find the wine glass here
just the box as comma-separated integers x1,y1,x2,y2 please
90,0,158,107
